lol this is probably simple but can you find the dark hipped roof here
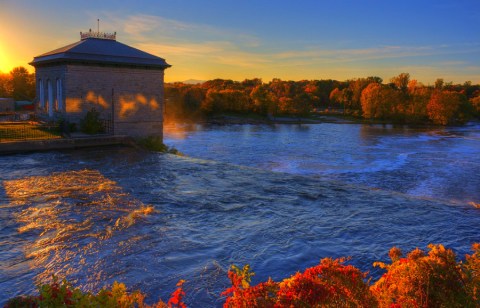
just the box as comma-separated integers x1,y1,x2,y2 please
30,37,170,69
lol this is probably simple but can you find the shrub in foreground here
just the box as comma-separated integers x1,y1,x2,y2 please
136,136,181,154
6,243,480,307
222,259,376,307
222,243,479,307
80,108,105,134
371,244,479,307
4,276,185,308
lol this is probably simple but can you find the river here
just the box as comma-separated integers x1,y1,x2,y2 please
0,122,479,305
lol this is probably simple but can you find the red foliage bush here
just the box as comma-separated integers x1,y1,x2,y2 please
222,244,480,308
5,243,479,307
222,259,376,307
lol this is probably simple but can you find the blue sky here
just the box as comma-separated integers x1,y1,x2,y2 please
1,0,479,83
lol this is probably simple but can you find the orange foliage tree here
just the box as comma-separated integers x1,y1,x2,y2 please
371,244,479,307
360,82,402,120
427,90,471,125
470,95,480,117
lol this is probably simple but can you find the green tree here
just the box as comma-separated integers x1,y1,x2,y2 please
10,66,35,100
0,72,12,97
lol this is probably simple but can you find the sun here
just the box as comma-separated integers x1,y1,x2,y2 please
0,43,12,73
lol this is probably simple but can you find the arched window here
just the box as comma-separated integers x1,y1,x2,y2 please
39,79,45,109
56,78,63,111
47,79,53,117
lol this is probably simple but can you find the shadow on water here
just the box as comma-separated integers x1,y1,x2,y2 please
0,146,479,306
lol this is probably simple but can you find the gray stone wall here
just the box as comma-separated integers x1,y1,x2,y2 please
64,65,165,138
35,64,165,139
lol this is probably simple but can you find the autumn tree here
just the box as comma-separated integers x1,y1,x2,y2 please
167,75,478,123
435,78,444,90
470,95,480,117
360,82,404,120
347,77,380,114
390,73,410,95
202,79,239,91
427,90,471,125
302,81,320,107
250,84,276,115
310,79,340,108
241,78,262,91
291,93,313,116
201,89,251,114
164,83,206,122
360,83,383,119
329,88,343,105
407,85,432,123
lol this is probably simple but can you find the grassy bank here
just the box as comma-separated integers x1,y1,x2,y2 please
0,122,62,142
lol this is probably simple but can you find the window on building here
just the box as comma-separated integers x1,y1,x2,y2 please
56,78,62,111
47,79,53,117
39,79,45,108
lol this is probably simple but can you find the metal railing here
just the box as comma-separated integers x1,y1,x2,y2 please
101,119,113,135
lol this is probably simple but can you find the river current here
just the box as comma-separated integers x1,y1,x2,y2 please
0,122,479,305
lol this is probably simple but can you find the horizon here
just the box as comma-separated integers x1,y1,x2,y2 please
1,0,479,84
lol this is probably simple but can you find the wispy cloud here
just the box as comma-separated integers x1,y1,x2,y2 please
137,41,271,68
272,45,436,63
103,13,259,47
93,12,480,83
123,14,212,38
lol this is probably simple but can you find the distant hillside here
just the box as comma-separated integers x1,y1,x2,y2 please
182,79,206,85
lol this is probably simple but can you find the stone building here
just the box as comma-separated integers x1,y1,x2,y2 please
30,30,170,138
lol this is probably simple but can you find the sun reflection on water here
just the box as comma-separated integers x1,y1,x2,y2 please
3,169,155,286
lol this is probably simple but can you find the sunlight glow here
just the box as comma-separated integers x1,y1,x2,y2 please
0,42,12,73
3,170,155,284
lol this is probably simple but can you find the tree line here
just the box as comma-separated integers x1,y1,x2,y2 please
166,73,480,125
0,67,36,100
2,66,479,125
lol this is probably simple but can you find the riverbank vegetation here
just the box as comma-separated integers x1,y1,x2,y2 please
6,243,479,307
136,136,181,154
165,74,480,125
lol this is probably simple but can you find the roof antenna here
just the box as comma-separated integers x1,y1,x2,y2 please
97,19,100,33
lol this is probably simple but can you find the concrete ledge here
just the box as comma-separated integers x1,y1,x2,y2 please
0,135,136,155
